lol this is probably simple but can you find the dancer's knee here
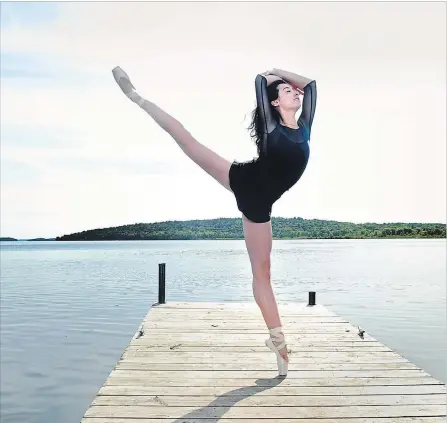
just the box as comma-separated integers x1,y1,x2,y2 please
252,258,271,283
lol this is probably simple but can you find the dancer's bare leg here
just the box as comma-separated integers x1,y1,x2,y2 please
112,67,232,191
242,214,288,369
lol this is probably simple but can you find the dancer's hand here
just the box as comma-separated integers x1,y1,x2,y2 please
263,69,305,95
261,71,283,86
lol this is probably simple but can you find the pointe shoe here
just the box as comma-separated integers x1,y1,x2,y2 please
112,66,136,94
112,66,145,106
265,327,288,376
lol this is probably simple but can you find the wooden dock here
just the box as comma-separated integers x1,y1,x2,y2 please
81,297,446,422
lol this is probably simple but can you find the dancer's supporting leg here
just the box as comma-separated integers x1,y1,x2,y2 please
242,214,288,375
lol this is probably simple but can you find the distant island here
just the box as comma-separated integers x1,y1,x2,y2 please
0,237,55,242
55,217,446,241
26,238,56,241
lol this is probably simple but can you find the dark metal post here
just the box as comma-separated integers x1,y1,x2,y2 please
308,291,316,306
158,263,166,304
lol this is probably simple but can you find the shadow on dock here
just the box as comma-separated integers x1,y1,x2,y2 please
170,376,285,422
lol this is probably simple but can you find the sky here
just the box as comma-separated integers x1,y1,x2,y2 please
1,1,445,239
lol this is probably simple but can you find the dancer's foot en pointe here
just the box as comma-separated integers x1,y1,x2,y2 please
265,327,288,376
112,66,146,107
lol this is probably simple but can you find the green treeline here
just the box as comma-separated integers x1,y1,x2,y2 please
55,218,446,241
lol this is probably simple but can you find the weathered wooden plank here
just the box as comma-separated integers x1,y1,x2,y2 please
82,418,447,423
142,327,360,334
132,332,378,343
142,330,363,335
147,305,336,316
143,322,355,330
83,404,447,418
147,316,348,322
151,302,331,311
109,369,430,379
121,350,408,362
125,344,392,352
148,303,340,319
115,362,419,371
91,394,446,407
137,325,363,334
148,314,342,320
98,384,447,396
146,313,342,320
104,376,443,387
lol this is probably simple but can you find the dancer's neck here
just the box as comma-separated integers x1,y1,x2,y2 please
279,111,298,129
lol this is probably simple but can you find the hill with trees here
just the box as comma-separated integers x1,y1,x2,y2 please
55,217,446,241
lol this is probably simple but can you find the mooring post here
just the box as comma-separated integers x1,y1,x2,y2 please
308,291,316,306
158,263,166,304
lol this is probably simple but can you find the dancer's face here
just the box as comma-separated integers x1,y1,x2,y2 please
271,83,301,112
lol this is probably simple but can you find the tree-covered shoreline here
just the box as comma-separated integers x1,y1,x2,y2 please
55,217,446,241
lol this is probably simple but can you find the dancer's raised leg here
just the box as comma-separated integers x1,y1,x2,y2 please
112,66,232,191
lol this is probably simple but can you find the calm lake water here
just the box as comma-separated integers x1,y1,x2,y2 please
0,239,446,423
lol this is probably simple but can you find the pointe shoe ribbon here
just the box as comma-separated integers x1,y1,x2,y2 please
268,327,287,350
265,326,288,376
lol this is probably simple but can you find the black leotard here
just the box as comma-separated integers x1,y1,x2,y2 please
229,75,317,223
